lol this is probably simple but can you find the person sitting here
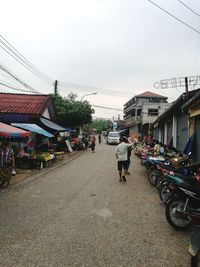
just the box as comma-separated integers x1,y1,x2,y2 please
18,147,30,158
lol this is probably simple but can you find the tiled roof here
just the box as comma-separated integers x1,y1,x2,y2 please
0,93,52,115
136,91,167,98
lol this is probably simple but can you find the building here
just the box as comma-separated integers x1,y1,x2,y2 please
123,91,170,138
181,90,200,161
0,93,66,135
153,88,200,160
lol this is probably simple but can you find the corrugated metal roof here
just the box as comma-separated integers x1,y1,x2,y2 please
0,93,52,115
136,91,167,98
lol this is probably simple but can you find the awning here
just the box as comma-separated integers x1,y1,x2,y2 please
40,118,66,132
0,122,31,138
118,128,129,135
12,123,54,138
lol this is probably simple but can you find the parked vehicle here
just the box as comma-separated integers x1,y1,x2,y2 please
106,131,120,145
164,173,200,230
158,162,200,202
150,159,200,189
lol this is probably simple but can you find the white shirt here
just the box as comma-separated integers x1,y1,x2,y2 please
115,142,132,161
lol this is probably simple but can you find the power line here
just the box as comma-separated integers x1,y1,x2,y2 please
0,81,35,93
0,34,53,84
177,0,200,18
147,0,200,35
58,81,133,98
0,34,54,89
0,70,26,88
91,104,122,111
0,64,41,94
0,42,52,87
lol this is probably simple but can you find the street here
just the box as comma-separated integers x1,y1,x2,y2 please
0,141,190,267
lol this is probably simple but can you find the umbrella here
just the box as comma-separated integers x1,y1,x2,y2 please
0,122,30,138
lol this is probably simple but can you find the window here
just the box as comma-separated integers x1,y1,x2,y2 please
148,109,158,116
131,109,135,116
137,109,141,116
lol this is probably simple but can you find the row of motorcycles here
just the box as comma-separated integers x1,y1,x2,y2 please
136,145,200,267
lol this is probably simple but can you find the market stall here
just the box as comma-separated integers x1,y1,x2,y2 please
11,123,55,169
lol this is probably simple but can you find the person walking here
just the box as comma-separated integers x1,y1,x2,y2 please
91,135,96,153
125,136,133,175
115,136,133,183
98,133,101,144
0,140,15,186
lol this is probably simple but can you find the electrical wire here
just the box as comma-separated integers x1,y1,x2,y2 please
0,79,24,91
91,104,122,111
0,64,41,94
0,81,35,93
0,70,26,88
147,0,200,35
177,0,200,18
0,34,53,85
0,43,53,87
0,34,53,83
58,81,133,98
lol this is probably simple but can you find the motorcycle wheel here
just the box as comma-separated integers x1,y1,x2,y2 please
144,162,151,170
159,182,170,203
148,170,160,186
165,199,191,231
191,253,200,267
156,175,166,190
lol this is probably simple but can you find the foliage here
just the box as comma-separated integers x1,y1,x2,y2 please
53,93,94,127
88,119,112,133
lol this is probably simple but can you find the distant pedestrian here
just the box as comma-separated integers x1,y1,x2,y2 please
98,134,101,144
115,136,133,183
73,136,78,151
125,136,133,175
91,135,96,153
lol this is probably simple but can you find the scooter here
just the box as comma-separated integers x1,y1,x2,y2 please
163,173,200,231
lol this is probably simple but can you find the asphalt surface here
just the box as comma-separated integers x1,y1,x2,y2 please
0,141,190,267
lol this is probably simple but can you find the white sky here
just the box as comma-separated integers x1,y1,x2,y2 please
0,0,200,119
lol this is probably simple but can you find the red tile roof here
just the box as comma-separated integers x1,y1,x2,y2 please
0,93,52,115
136,91,167,98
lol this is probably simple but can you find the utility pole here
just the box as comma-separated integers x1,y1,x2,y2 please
185,77,188,99
54,80,58,95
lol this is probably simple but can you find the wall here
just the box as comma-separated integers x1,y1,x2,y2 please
176,113,189,151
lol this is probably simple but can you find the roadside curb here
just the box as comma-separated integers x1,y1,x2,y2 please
2,151,84,192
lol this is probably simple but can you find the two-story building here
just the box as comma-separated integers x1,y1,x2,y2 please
123,91,170,138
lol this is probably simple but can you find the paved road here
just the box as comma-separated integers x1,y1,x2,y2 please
0,141,190,267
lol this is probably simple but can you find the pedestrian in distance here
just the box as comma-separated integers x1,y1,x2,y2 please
91,135,96,153
98,133,101,144
124,136,133,175
115,136,133,183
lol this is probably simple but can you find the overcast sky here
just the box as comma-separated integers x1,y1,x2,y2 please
0,0,200,119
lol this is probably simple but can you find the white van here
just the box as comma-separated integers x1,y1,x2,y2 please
107,131,120,145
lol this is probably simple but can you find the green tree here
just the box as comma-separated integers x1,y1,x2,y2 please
53,94,94,127
89,119,112,133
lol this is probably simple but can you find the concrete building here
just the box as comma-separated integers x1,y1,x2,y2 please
153,89,200,160
123,91,170,138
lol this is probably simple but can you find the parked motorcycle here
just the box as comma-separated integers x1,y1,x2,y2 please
154,160,200,190
159,163,200,202
164,173,200,230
